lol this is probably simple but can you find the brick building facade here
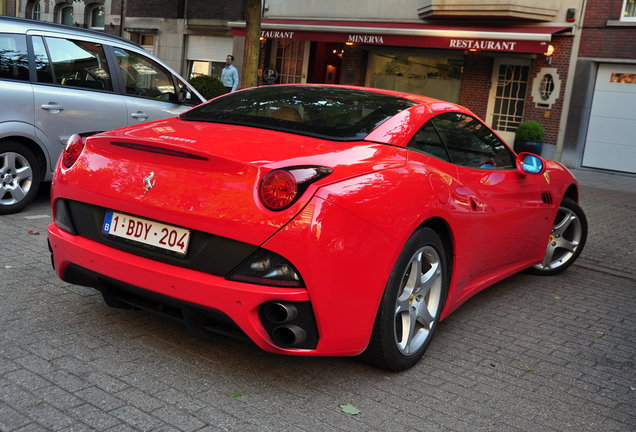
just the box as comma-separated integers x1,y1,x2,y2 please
561,0,636,174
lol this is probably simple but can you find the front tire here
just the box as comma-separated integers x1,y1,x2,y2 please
361,227,448,371
524,197,587,276
0,141,41,215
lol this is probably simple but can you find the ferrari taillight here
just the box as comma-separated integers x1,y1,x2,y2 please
259,169,298,211
259,166,333,211
62,134,85,169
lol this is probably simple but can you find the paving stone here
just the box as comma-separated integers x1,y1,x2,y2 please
0,167,635,431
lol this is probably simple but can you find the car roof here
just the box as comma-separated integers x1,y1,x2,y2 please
0,16,142,49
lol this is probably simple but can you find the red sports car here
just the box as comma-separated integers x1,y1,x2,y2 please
48,85,587,371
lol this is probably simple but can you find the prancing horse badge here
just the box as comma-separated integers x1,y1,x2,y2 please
143,172,155,193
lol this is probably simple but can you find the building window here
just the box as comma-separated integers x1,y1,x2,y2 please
622,0,636,20
187,61,225,80
59,6,73,26
89,6,105,29
27,1,41,20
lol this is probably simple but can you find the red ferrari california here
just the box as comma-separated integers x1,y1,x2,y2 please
48,85,587,371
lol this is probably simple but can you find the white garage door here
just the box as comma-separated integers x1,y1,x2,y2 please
582,64,636,174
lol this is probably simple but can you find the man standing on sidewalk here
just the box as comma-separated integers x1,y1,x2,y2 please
221,55,239,93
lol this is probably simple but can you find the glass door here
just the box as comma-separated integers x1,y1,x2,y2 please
486,58,531,146
272,40,310,84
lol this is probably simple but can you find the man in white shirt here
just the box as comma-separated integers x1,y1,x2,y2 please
221,55,239,93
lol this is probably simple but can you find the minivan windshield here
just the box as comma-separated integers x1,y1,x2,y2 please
179,85,418,141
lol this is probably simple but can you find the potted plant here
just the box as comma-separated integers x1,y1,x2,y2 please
514,120,544,156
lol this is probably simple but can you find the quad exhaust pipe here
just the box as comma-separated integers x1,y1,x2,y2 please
263,302,307,346
272,325,306,347
264,302,298,324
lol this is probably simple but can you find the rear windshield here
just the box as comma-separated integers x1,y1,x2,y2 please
179,86,418,141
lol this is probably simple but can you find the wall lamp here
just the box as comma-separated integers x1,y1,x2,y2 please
544,44,555,64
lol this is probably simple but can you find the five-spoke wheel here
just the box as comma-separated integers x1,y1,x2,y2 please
525,197,587,276
361,227,447,371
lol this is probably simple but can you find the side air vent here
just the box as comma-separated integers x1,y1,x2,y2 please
111,142,208,160
542,192,554,205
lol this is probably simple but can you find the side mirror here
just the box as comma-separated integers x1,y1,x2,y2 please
178,88,191,103
516,152,546,175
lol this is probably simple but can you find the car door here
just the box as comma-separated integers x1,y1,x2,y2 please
109,46,203,126
31,34,128,173
431,112,543,276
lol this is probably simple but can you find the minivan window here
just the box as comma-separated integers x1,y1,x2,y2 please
44,36,114,92
114,46,177,102
0,34,29,81
32,36,54,83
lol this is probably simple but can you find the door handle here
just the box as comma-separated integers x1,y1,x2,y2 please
41,103,64,113
131,111,148,120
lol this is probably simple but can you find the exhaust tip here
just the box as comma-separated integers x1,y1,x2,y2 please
264,302,298,324
272,325,306,347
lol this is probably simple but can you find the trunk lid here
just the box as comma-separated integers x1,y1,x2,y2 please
61,117,406,246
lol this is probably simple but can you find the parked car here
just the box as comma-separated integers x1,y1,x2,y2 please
47,85,587,371
0,17,204,214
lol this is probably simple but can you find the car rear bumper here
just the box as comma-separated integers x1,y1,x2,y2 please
48,223,320,355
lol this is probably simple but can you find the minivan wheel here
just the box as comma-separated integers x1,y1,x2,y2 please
0,141,41,215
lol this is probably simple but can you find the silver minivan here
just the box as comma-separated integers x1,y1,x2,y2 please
0,17,204,214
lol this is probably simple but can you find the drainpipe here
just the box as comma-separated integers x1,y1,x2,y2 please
555,0,588,162
184,0,188,29
119,0,126,37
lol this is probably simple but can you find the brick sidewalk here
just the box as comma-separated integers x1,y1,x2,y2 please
0,172,634,431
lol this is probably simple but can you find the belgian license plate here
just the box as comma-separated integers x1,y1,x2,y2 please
102,210,190,255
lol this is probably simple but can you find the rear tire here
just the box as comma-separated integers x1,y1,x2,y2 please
0,141,41,215
360,227,448,371
524,197,587,276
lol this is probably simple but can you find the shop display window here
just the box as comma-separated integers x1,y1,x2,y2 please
369,54,463,103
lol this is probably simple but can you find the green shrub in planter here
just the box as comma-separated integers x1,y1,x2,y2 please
515,120,545,142
187,75,226,100
514,120,544,155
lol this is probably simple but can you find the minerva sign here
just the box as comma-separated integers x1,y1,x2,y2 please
249,29,542,53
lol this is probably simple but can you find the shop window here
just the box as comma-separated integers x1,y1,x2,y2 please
59,6,74,26
622,0,636,21
187,60,225,80
369,54,463,103
89,6,105,30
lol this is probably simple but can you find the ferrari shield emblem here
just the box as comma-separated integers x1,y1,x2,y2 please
544,172,550,184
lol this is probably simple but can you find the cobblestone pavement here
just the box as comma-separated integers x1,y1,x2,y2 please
0,168,634,431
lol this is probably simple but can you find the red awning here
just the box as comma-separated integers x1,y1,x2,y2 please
229,19,572,54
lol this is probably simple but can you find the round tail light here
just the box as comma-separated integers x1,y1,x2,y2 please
62,134,85,169
259,169,297,211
